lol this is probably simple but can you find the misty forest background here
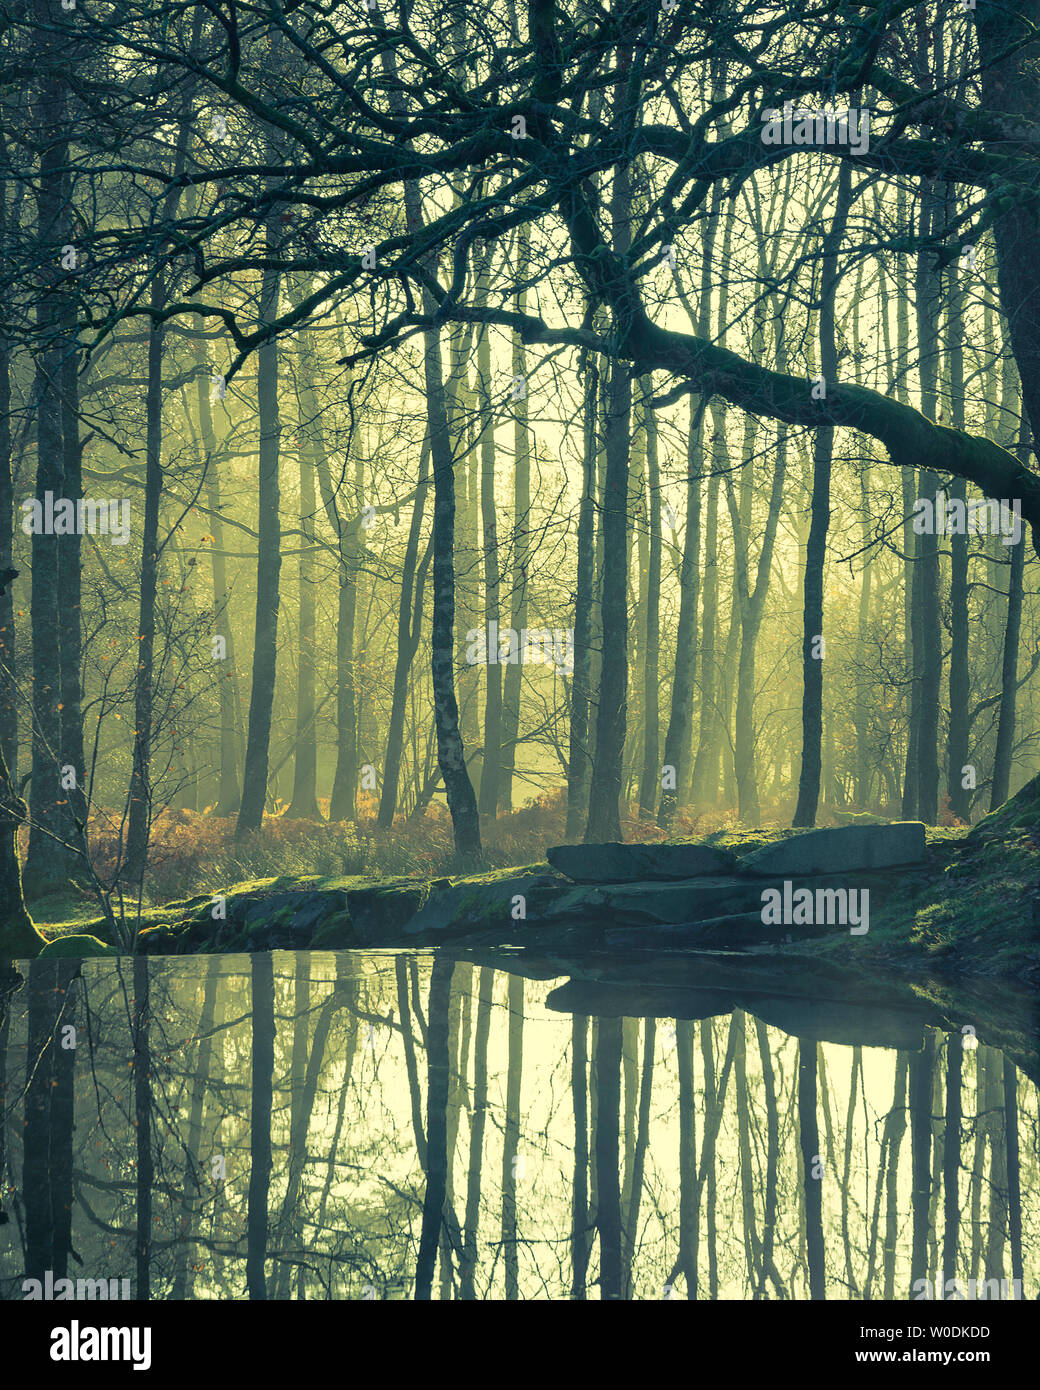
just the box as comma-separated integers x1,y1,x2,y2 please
2,0,1040,934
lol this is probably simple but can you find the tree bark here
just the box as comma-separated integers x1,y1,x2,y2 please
794,161,853,826
24,3,74,895
378,439,431,827
636,380,661,819
236,213,283,836
500,230,531,812
475,242,503,820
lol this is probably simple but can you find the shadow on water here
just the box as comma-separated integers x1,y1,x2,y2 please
0,949,1035,1300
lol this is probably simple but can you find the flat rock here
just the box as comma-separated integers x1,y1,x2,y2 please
741,822,926,876
346,880,430,946
348,873,561,946
543,877,765,926
546,841,737,883
603,910,833,950
401,873,559,941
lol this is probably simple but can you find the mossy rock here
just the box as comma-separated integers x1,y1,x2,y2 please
311,914,357,949
38,934,119,958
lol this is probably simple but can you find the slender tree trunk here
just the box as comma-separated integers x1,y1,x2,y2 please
236,212,282,837
125,52,197,873
913,86,943,825
420,315,481,851
393,166,481,854
500,232,531,812
195,338,241,814
378,441,431,827
57,294,86,853
728,399,786,823
688,203,734,809
945,241,971,821
125,285,165,879
0,580,36,949
976,0,1040,451
991,420,1030,808
689,468,719,807
585,123,633,841
24,8,73,895
637,381,661,818
855,464,873,806
795,162,853,826
285,407,322,817
658,396,703,826
585,343,631,840
566,349,598,837
475,243,502,820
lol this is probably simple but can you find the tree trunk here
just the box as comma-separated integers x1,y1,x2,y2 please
566,348,598,838
636,379,661,818
794,161,852,826
125,287,165,879
658,395,703,826
58,295,86,857
976,0,1040,452
945,241,971,821
913,176,943,826
195,333,241,815
500,231,531,812
585,115,634,841
991,418,1031,808
285,384,322,818
406,186,481,856
378,440,432,827
236,215,282,837
475,243,502,820
24,7,74,895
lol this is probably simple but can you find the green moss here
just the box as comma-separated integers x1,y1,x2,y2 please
38,934,119,958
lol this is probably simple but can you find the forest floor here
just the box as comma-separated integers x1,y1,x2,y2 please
28,789,1040,988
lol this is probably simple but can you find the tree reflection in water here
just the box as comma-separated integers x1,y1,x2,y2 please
0,952,1034,1300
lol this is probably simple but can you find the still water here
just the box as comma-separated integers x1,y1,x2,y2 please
0,951,1034,1300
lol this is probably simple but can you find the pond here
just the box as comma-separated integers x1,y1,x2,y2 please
0,951,1034,1300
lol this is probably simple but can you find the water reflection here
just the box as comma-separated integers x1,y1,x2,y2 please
0,952,1034,1300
